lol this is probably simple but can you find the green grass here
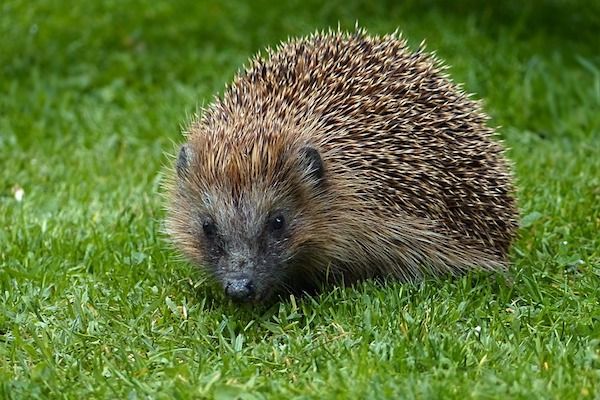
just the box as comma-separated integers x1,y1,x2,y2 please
1,0,599,398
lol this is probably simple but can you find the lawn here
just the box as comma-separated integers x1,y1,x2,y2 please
1,0,599,398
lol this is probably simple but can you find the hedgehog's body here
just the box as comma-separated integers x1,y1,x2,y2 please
167,30,518,303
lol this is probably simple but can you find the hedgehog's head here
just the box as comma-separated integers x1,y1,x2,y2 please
167,131,328,303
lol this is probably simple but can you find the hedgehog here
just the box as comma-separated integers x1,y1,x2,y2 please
166,29,518,303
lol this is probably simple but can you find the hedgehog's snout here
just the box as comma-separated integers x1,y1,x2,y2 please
222,253,258,302
225,276,255,302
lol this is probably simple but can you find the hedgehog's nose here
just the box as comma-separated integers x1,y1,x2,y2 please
225,278,255,302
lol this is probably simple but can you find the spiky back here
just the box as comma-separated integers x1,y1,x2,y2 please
186,29,518,280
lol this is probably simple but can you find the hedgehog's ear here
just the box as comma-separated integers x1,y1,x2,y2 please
176,143,193,179
298,146,325,184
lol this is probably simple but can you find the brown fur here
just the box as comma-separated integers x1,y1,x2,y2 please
165,29,518,301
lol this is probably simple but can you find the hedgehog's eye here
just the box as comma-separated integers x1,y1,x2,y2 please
268,214,285,233
202,219,217,237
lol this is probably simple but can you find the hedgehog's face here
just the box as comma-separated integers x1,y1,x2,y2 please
169,140,325,303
